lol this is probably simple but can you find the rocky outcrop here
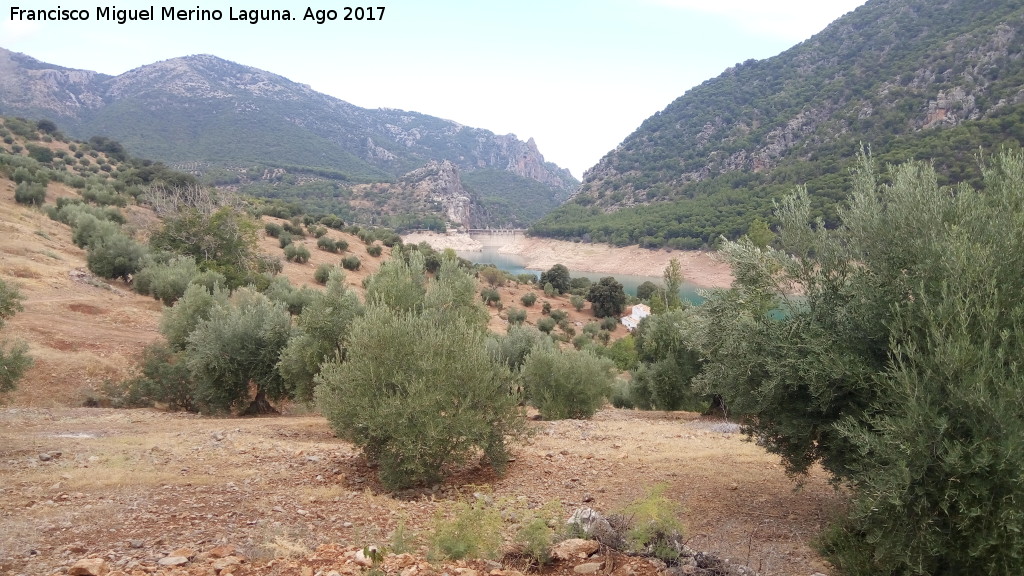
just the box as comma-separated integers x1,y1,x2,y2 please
472,134,576,190
399,160,486,228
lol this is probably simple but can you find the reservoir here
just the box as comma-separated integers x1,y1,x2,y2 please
457,247,708,305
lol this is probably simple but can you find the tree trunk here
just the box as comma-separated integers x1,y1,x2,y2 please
703,394,728,419
242,389,279,416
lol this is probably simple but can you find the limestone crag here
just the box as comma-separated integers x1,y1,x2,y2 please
399,160,487,228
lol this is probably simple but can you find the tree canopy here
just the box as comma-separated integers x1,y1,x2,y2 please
586,276,627,318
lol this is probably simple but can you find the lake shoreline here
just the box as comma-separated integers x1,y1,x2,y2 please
400,231,734,289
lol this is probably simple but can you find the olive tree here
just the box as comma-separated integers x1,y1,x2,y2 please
520,345,615,420
185,288,293,414
694,150,1024,574
0,279,32,396
316,255,523,490
277,272,363,402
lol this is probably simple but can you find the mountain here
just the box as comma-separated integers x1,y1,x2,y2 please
0,49,576,229
532,0,1024,249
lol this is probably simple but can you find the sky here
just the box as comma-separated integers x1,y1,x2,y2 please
2,0,868,178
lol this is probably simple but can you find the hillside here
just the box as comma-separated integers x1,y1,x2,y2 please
0,123,841,576
532,0,1024,248
0,50,577,229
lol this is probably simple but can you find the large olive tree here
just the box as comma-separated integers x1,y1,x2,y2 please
694,150,1024,574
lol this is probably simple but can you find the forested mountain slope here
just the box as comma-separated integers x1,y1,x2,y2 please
532,0,1024,248
0,49,576,229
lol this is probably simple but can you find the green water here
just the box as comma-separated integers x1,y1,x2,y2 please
457,247,707,305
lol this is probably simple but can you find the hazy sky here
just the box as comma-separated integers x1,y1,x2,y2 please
3,0,867,177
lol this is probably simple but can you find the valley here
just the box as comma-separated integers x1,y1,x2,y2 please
2,1,1024,573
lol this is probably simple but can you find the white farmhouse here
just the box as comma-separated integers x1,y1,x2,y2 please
620,303,651,332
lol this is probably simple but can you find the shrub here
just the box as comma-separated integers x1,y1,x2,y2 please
486,324,545,373
543,282,556,297
536,316,556,334
570,294,586,311
71,214,118,249
134,256,201,306
520,292,537,306
316,236,338,252
572,334,590,350
264,276,316,315
334,239,349,252
115,342,196,411
14,181,45,205
514,502,561,567
284,243,310,263
479,266,505,287
610,379,635,409
264,222,283,238
480,288,500,306
278,231,293,248
550,309,567,322
621,484,684,563
277,274,363,403
284,220,306,236
366,243,383,257
516,273,536,285
315,305,524,489
506,307,527,325
341,255,361,271
541,301,551,315
313,263,334,284
600,316,619,331
87,231,146,281
428,496,503,561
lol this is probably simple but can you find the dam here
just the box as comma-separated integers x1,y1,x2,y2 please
465,228,526,247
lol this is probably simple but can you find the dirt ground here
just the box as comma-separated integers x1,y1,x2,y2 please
0,407,843,576
1,184,843,576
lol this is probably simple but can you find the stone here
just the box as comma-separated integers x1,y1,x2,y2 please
157,556,189,567
610,564,636,576
170,547,195,559
207,545,238,559
38,453,52,462
353,547,378,567
573,562,604,574
551,538,600,561
68,558,107,576
212,556,244,571
128,540,144,549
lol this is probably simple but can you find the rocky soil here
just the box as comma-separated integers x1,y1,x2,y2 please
0,408,842,576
